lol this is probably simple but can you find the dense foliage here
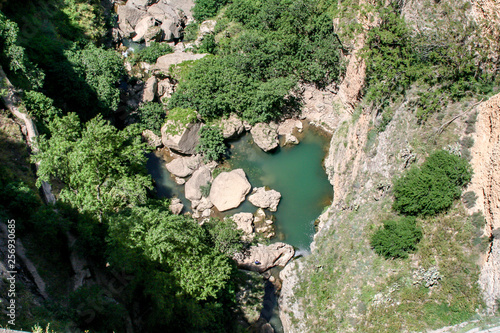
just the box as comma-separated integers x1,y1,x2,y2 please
393,150,472,216
170,0,343,123
364,2,496,124
65,44,125,115
196,125,226,162
34,114,152,220
130,41,174,64
0,11,44,89
192,0,229,22
370,216,422,259
136,101,165,135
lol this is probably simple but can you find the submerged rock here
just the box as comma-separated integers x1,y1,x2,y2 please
250,123,279,152
248,187,282,212
165,154,202,177
209,169,251,211
185,166,211,201
234,242,295,273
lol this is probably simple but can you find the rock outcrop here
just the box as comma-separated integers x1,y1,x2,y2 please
157,78,175,101
185,166,211,202
231,212,254,234
154,51,207,74
209,169,251,211
165,154,202,178
467,93,500,313
132,16,156,42
161,121,202,155
248,187,282,212
250,123,279,152
234,242,294,273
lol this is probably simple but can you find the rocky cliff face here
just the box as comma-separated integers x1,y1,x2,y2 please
467,93,500,313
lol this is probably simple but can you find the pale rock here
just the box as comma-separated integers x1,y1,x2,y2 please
157,79,175,100
199,20,216,35
284,133,299,145
144,26,163,45
117,4,145,35
233,242,295,273
133,16,156,42
231,212,254,234
141,75,157,103
219,113,245,139
127,0,158,11
185,166,211,201
196,197,214,211
175,177,186,185
169,198,183,215
250,123,279,152
201,209,212,218
161,121,202,155
209,169,251,211
277,119,303,136
165,154,202,177
248,187,282,212
141,129,162,148
154,51,207,74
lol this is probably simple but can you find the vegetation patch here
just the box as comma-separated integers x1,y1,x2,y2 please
370,216,422,259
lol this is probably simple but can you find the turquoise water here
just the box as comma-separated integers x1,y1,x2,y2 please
147,127,333,251
226,129,333,251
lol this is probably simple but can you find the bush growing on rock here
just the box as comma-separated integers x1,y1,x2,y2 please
196,126,226,162
192,0,229,22
137,102,165,135
370,216,422,259
393,150,472,216
130,42,174,65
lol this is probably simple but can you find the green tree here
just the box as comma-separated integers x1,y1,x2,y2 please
204,218,244,256
34,113,152,220
131,41,174,65
0,11,44,89
393,150,472,216
192,0,228,22
370,216,422,259
137,102,165,135
23,91,62,135
195,125,226,162
65,44,125,114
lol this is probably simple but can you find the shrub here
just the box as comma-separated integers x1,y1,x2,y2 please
200,182,212,197
462,191,477,208
196,126,226,162
460,136,474,149
393,150,472,216
370,216,422,259
137,102,165,135
192,0,229,22
131,42,174,64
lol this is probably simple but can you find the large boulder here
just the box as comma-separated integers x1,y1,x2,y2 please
219,113,245,139
127,0,158,11
248,187,282,212
185,166,211,201
231,212,254,234
234,242,295,273
209,169,251,211
250,123,279,152
133,15,156,42
141,75,157,103
277,119,303,136
161,121,202,155
165,155,202,177
117,5,146,36
144,26,163,45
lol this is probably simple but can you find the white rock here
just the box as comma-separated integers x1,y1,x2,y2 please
248,187,282,212
209,169,251,211
233,242,295,273
132,16,156,43
169,198,183,215
141,75,157,103
165,155,202,177
250,123,279,152
185,166,211,201
231,212,254,234
161,121,202,155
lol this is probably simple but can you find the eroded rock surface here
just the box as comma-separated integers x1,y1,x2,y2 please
250,123,279,152
248,187,282,212
161,121,202,155
165,154,202,177
234,242,294,273
231,212,254,234
185,166,211,201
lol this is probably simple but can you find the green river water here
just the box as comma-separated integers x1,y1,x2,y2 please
147,126,333,252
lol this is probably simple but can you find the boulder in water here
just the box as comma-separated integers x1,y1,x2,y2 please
248,187,282,212
250,123,279,152
185,166,211,201
161,121,202,155
234,242,295,273
165,155,202,178
231,212,254,234
209,169,251,211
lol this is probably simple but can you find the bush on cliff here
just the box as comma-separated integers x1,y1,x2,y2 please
370,216,422,259
393,150,472,216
